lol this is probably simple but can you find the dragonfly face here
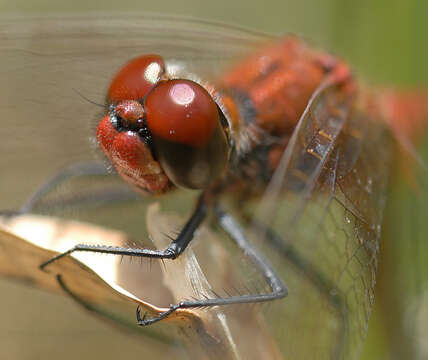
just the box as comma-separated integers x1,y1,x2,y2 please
97,55,230,192
1,15,405,360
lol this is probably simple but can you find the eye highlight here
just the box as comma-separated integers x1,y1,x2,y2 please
108,54,165,102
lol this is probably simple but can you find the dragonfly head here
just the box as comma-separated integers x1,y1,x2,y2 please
97,54,230,194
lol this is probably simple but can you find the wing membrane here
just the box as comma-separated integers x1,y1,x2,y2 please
257,82,352,227
248,85,391,359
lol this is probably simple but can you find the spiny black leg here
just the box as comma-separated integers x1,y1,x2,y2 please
135,206,287,327
39,192,208,271
137,305,179,326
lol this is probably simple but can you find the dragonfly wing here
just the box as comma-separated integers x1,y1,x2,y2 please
245,83,391,359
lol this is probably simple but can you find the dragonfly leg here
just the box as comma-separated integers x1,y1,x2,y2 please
136,206,288,327
39,193,208,270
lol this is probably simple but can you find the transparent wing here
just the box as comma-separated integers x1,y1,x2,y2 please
243,84,391,359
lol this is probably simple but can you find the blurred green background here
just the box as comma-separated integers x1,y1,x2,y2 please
1,0,427,359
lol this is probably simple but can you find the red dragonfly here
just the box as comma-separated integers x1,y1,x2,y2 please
1,14,427,360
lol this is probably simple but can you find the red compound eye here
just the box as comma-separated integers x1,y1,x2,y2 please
144,79,230,189
145,79,219,147
108,54,165,102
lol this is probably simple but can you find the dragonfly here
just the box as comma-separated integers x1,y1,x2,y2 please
0,14,427,360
